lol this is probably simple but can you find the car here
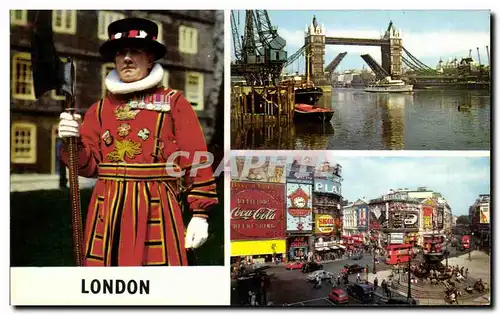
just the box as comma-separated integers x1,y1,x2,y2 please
351,254,363,260
302,261,323,273
285,261,305,270
346,283,374,302
343,264,365,274
307,270,334,282
328,288,349,304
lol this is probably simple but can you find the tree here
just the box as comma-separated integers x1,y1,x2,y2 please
456,215,470,225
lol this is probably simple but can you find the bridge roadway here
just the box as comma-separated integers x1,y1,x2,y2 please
325,37,389,46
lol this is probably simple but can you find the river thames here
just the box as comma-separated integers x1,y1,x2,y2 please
231,89,491,150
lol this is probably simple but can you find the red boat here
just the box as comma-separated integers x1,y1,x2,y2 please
294,104,334,122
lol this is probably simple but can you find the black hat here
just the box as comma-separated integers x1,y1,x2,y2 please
99,17,166,62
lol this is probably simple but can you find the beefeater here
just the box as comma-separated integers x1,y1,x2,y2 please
58,17,218,266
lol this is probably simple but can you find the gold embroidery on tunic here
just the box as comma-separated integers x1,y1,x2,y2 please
115,104,140,120
117,123,131,137
106,139,142,162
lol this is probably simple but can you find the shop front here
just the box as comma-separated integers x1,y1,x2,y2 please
343,234,365,250
231,239,287,264
404,232,419,247
231,181,287,264
314,237,345,261
287,236,309,261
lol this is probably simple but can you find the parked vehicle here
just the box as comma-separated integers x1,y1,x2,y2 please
307,270,334,282
342,264,365,275
328,287,349,304
451,239,458,247
346,283,374,302
302,261,323,273
285,261,305,270
351,254,363,260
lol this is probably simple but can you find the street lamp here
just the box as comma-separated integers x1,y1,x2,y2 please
407,254,412,302
445,241,449,268
372,248,377,274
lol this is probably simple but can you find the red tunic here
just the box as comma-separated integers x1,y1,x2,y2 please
61,87,218,266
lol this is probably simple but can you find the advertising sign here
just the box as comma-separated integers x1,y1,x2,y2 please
357,206,368,229
389,233,404,244
314,214,340,234
422,206,433,229
232,156,286,183
403,211,419,229
480,204,490,224
437,207,444,230
289,236,308,248
286,183,313,232
369,205,387,230
286,164,314,184
231,181,285,240
313,178,341,195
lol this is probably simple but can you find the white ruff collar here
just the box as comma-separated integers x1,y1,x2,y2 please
105,63,164,94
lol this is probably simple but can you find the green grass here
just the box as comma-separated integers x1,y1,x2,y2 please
10,177,224,266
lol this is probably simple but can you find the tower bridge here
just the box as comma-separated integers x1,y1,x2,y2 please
231,11,489,89
302,17,404,85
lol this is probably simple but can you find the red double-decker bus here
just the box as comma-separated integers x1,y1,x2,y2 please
461,235,471,249
385,244,414,265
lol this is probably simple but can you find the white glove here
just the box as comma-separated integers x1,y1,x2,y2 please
58,112,81,138
185,217,209,249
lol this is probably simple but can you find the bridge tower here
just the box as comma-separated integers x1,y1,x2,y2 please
305,16,327,85
381,21,403,77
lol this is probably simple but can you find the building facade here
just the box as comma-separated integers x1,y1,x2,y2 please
305,16,327,86
10,10,221,179
469,194,490,246
312,162,343,256
230,156,288,264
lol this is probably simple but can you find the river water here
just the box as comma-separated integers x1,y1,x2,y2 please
231,89,491,150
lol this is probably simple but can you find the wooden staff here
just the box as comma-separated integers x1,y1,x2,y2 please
64,70,84,266
31,11,84,266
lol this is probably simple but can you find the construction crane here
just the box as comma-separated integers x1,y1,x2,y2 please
230,10,287,86
230,11,243,62
253,10,286,54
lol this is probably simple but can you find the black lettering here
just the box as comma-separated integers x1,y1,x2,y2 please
139,280,150,294
103,279,113,294
81,279,150,295
91,279,101,293
128,280,138,294
116,280,126,294
81,279,89,294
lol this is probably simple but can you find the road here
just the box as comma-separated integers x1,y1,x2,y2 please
266,254,398,306
231,246,466,306
268,246,464,306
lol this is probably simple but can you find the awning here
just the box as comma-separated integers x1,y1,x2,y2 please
337,245,346,249
330,245,338,250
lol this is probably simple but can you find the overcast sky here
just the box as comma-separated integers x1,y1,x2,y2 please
327,155,490,216
231,10,490,72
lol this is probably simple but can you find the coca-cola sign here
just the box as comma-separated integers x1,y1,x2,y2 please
231,208,277,220
231,181,285,240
